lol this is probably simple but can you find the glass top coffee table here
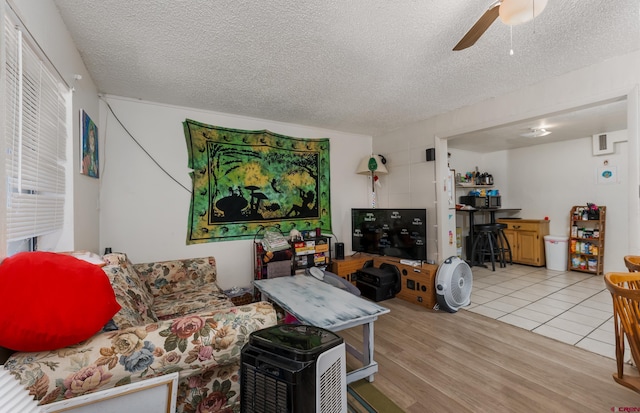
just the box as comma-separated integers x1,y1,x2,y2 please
253,275,390,383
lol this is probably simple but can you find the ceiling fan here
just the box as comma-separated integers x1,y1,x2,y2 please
453,0,548,51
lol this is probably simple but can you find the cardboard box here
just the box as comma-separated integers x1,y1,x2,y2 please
315,243,329,253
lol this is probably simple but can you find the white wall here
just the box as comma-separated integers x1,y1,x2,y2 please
373,51,640,270
508,137,627,234
374,128,440,262
482,151,509,206
449,149,510,208
8,0,101,253
98,96,371,289
511,136,628,271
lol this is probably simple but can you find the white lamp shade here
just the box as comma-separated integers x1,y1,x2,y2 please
499,0,548,26
356,155,388,175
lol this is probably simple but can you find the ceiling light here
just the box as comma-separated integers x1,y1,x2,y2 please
499,0,548,26
520,128,552,138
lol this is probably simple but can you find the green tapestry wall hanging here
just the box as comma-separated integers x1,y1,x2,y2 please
184,119,331,243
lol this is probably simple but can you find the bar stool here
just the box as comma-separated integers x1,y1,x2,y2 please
470,224,502,271
494,223,512,266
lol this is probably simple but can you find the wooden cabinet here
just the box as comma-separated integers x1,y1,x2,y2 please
567,205,606,275
330,254,374,284
497,219,549,266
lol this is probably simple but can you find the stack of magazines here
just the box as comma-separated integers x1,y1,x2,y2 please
261,229,290,252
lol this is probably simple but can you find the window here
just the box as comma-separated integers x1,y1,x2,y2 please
3,13,69,255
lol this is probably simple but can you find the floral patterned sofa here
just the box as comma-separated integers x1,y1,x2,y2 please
3,253,277,413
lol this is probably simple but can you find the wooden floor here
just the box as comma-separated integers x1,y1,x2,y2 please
339,298,640,413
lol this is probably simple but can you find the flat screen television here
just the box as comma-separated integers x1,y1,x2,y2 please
351,208,427,261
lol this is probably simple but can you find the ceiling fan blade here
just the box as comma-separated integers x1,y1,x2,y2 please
453,4,500,51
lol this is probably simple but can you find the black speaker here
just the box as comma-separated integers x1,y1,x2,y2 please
335,242,345,259
426,148,435,161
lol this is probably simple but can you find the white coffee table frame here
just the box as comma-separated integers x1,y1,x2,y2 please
253,275,390,383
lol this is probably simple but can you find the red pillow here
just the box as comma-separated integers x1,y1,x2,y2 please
0,251,121,352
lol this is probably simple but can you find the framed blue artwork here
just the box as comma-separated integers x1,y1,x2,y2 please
80,109,98,178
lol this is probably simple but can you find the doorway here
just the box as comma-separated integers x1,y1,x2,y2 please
435,89,639,273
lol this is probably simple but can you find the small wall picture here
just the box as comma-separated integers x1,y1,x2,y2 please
80,109,98,178
597,165,617,184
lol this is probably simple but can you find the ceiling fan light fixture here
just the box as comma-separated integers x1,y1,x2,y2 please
520,128,552,138
453,0,549,51
499,0,548,26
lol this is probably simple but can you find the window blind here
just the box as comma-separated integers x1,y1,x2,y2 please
4,14,68,242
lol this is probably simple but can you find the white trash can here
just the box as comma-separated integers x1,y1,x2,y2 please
544,235,569,271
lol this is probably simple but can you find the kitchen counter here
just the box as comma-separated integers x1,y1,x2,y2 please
456,207,522,223
456,208,522,261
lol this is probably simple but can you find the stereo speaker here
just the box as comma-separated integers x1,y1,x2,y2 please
373,257,438,310
426,148,435,161
335,242,345,260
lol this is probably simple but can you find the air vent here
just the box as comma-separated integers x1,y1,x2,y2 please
241,363,288,413
592,130,627,156
319,357,344,413
598,134,608,151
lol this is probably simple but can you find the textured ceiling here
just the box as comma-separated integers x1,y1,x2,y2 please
53,0,639,137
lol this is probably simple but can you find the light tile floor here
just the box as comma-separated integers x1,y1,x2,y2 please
464,263,628,361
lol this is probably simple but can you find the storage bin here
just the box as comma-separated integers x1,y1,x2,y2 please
544,235,569,271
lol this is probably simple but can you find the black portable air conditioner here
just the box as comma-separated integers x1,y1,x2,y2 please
240,324,346,413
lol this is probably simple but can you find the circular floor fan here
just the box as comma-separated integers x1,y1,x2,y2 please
436,256,473,313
